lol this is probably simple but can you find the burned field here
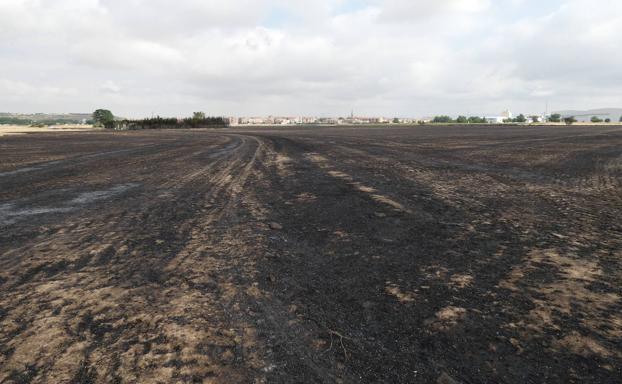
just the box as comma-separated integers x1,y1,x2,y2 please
1,125,621,383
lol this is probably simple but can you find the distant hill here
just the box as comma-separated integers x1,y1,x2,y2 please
0,112,93,126
555,108,622,122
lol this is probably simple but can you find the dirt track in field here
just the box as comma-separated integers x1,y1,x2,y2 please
1,125,621,383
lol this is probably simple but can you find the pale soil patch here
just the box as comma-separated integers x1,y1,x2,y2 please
385,282,417,303
0,124,99,136
499,248,621,354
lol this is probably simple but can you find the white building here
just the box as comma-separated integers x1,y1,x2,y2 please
485,116,506,124
486,110,513,124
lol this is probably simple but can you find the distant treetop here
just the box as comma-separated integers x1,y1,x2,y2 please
548,114,561,123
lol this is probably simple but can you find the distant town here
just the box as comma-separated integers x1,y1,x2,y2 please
2,108,622,127
229,108,622,125
227,110,513,126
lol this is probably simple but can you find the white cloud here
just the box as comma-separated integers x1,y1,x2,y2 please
0,0,620,117
100,80,121,94
380,0,491,21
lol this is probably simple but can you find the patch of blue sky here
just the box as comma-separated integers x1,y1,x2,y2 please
261,6,294,28
333,0,373,15
491,0,566,20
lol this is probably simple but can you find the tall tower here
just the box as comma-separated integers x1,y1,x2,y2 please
501,109,513,119
545,101,549,117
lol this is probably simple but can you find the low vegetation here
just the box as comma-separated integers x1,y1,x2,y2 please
428,112,620,125
119,114,229,130
93,109,228,130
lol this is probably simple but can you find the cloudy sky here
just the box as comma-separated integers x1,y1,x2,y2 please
1,0,621,118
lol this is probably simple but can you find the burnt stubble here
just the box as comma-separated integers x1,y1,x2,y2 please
1,125,621,383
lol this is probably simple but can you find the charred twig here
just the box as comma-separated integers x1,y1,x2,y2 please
304,315,353,361
327,329,351,361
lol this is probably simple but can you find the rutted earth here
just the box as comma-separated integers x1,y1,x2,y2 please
0,126,621,383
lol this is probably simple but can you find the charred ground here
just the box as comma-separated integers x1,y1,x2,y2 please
1,125,621,383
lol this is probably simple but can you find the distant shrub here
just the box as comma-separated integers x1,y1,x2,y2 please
564,116,577,125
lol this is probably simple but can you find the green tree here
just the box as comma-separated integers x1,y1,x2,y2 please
515,114,527,123
564,116,577,125
468,116,486,124
605,118,611,123
591,116,603,123
193,111,206,120
530,115,541,123
456,116,468,124
549,113,561,123
392,118,400,124
432,116,453,123
93,109,114,128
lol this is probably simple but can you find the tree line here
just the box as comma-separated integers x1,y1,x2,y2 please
590,116,615,123
431,113,622,125
432,116,488,124
546,114,576,124
93,110,229,129
433,114,547,124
